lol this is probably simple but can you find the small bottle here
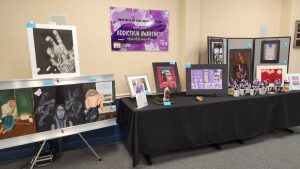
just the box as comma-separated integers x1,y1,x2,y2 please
283,80,290,92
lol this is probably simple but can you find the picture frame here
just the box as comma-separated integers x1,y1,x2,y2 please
286,74,300,90
294,20,300,48
126,75,151,97
260,40,280,63
27,24,80,79
229,49,253,81
208,37,226,64
256,65,287,85
186,64,228,96
152,62,181,94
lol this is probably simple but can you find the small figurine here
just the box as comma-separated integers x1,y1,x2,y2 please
283,80,291,92
163,86,170,102
274,78,282,92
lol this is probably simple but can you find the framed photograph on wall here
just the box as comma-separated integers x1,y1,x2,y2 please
294,20,300,48
287,74,300,90
229,49,252,81
27,24,80,79
260,40,280,63
256,65,287,85
152,62,181,94
126,75,151,97
208,37,226,64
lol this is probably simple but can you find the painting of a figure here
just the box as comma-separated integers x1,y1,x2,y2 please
33,87,56,132
0,88,36,140
261,40,280,63
229,49,252,81
63,84,84,126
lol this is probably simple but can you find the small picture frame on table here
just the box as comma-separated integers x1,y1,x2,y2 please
260,40,280,63
256,65,287,85
152,62,181,94
287,74,300,90
126,75,151,97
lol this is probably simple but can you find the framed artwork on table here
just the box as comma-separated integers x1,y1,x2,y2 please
126,75,151,97
229,49,252,81
27,24,80,79
152,62,181,94
287,74,300,90
256,65,287,85
260,40,280,63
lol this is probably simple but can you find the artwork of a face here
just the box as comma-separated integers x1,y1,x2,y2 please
0,88,36,140
230,49,251,81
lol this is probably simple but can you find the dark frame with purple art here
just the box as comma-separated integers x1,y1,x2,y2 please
186,64,228,96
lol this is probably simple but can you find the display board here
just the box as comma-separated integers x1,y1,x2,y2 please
207,36,227,64
253,37,291,77
0,75,116,150
227,38,254,82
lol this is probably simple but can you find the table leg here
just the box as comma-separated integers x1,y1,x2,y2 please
143,153,152,165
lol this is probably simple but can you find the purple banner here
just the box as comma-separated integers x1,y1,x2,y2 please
110,7,169,51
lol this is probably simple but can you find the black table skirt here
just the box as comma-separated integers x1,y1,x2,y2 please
117,91,300,166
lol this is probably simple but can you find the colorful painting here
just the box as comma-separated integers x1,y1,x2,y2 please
0,89,36,140
191,69,223,89
27,24,80,79
229,49,252,81
152,62,181,93
256,65,287,85
110,7,169,51
261,40,280,63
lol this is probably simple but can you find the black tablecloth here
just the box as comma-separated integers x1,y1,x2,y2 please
117,91,300,166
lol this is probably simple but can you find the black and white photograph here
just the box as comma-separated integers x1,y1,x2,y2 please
208,37,226,64
33,86,56,132
27,24,80,79
63,84,85,126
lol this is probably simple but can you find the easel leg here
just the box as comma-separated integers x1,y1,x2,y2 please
78,133,102,161
30,140,47,169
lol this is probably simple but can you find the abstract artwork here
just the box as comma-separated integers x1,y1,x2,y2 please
27,24,80,79
110,7,169,51
229,49,252,81
260,40,280,63
152,62,181,93
0,88,36,140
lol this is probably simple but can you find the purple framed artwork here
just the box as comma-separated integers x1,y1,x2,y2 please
110,7,169,51
260,40,280,63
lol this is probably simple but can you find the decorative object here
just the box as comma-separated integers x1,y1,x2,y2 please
126,75,151,97
229,49,252,81
27,24,80,79
294,20,300,48
256,65,287,86
110,7,169,51
152,62,181,94
163,86,170,102
260,40,280,63
286,74,300,90
283,80,291,92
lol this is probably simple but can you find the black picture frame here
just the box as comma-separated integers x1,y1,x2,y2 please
294,20,300,48
229,49,253,82
186,64,228,96
260,40,280,63
208,37,226,64
152,62,181,94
